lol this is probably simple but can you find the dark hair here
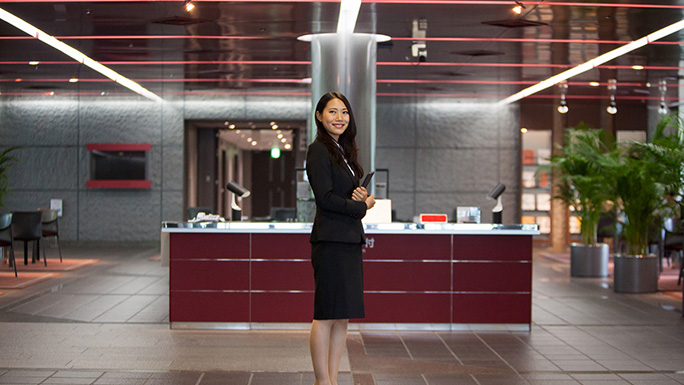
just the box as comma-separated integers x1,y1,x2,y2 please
314,92,364,177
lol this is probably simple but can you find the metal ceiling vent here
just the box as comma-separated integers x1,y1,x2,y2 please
482,19,548,28
150,16,210,26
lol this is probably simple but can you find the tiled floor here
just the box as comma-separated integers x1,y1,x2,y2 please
0,244,683,385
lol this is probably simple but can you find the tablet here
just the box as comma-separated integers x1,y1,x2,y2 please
361,171,375,188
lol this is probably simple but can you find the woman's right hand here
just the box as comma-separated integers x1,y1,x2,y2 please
365,194,376,210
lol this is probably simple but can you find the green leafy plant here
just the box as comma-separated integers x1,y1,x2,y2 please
544,123,615,246
0,146,19,208
603,115,684,256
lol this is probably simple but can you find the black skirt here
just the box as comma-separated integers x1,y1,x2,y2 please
311,241,365,320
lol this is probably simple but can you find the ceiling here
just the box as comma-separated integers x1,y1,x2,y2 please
0,0,682,106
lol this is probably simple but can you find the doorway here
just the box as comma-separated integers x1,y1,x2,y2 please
184,120,306,221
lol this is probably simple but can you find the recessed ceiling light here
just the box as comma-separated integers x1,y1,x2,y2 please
589,81,600,87
28,61,39,65
69,78,79,83
632,65,644,70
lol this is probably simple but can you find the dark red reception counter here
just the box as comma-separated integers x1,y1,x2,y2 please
162,222,539,331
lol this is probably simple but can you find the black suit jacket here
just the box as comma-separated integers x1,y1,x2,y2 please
306,140,367,244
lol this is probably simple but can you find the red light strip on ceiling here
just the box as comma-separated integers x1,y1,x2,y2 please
3,89,675,100
1,35,682,46
390,37,684,45
2,77,661,88
3,60,683,71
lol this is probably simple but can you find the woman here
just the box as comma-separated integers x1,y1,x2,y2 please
306,92,375,385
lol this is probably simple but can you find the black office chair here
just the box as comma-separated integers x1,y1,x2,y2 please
12,211,44,266
39,208,62,263
0,213,17,277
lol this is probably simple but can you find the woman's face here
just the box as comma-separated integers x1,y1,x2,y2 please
316,98,349,142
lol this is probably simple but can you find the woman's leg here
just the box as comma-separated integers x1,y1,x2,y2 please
327,319,349,385
310,319,333,385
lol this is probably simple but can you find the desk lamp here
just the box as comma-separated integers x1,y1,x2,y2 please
487,183,506,224
226,181,251,221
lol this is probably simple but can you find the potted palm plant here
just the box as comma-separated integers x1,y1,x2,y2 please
606,115,684,293
545,124,614,277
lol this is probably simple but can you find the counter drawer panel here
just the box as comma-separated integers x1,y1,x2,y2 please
252,260,314,291
452,262,531,292
170,291,249,322
252,233,310,260
363,261,451,292
170,233,250,260
452,293,531,324
251,292,314,322
362,234,451,261
362,293,451,323
453,235,532,262
170,260,249,291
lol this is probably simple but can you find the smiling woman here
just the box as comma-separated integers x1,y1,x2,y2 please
306,92,375,385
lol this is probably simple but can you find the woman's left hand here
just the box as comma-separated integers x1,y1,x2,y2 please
352,186,368,202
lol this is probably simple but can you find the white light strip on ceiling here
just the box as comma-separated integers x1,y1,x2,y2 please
498,19,684,105
0,7,162,101
337,0,362,34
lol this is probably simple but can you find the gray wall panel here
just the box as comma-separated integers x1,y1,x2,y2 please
78,190,161,241
374,148,415,192
79,99,162,144
0,99,79,146
182,97,247,120
376,101,417,148
244,95,309,119
161,102,184,146
161,145,184,191
415,148,500,192
7,146,78,190
162,191,183,223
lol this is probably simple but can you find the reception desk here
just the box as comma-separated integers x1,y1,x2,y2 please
162,222,539,330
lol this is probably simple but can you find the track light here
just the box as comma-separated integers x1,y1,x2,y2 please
606,79,617,115
184,0,195,12
557,81,568,114
512,1,525,14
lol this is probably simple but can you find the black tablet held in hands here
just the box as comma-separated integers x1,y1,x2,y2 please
361,171,375,188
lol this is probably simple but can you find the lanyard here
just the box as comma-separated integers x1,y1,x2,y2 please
333,140,355,177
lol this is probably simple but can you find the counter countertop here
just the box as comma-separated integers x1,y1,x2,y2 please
162,222,539,235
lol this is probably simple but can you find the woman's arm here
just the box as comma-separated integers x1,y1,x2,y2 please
306,142,367,219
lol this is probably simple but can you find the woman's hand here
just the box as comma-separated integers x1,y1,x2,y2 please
365,194,376,210
352,186,368,202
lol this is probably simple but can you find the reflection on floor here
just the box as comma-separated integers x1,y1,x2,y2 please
0,244,683,385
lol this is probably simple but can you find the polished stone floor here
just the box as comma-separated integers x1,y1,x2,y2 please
0,244,683,385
